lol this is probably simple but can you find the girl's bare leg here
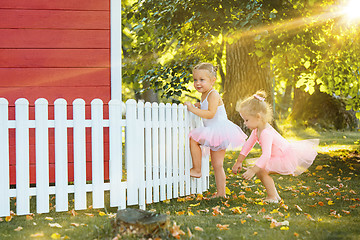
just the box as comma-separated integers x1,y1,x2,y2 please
210,149,226,197
189,138,202,178
256,169,281,201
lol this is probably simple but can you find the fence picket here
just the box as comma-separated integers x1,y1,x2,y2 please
35,98,50,213
109,99,124,208
145,102,153,204
73,99,87,210
152,103,160,202
158,103,166,201
125,99,138,205
184,108,191,195
172,104,179,198
165,103,172,200
0,98,10,217
178,105,185,196
137,102,146,209
15,98,30,215
91,99,105,209
54,99,68,212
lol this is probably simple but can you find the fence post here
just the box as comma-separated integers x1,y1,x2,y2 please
73,98,87,210
0,98,10,217
91,99,105,209
109,99,124,208
125,99,138,205
35,98,49,213
15,98,30,215
54,98,68,212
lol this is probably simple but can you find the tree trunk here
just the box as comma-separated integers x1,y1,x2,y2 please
223,35,272,131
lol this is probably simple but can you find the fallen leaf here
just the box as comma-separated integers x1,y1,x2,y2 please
189,202,200,207
84,213,94,217
14,226,23,231
30,232,44,238
51,233,61,239
194,226,203,231
295,205,303,211
49,223,62,228
5,216,12,222
216,224,229,230
280,226,289,230
241,219,246,224
69,209,78,216
187,227,193,238
175,211,185,216
45,217,53,221
99,211,106,216
169,222,185,239
71,223,80,227
315,166,323,170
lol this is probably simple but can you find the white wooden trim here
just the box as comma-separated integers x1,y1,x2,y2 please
110,0,122,101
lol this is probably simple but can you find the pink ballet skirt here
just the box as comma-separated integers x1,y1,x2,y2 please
189,104,247,151
240,126,319,176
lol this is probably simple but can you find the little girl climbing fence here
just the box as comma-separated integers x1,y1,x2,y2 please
0,98,209,217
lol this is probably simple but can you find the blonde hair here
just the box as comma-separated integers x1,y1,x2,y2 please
193,62,218,78
236,90,273,123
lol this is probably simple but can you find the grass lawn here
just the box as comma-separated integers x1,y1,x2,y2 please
0,128,359,240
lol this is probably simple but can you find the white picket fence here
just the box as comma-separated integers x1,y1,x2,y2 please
0,98,209,217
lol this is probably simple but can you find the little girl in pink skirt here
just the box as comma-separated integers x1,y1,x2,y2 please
232,90,319,203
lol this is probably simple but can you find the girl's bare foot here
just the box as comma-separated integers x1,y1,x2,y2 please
263,197,280,203
190,168,202,178
210,192,227,199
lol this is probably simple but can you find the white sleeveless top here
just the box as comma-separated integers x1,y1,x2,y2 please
200,89,228,127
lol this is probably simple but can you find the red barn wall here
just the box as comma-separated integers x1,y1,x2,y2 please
0,0,111,184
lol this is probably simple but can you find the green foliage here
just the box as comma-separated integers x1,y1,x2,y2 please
122,0,265,102
254,0,360,117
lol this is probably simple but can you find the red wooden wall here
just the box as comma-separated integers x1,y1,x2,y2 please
0,0,112,185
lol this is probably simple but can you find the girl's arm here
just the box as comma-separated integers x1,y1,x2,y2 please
232,131,256,174
254,130,273,169
242,130,274,179
184,91,219,119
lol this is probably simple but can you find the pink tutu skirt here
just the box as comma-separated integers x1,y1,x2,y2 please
263,139,319,176
189,120,247,151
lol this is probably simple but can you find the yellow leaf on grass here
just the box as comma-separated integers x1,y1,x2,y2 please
187,211,194,216
225,187,231,195
189,202,200,207
241,219,246,224
5,216,12,222
163,199,171,204
30,232,44,238
328,201,335,205
51,233,61,239
84,213,94,217
45,217,53,221
99,211,106,216
280,226,289,230
315,165,323,170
